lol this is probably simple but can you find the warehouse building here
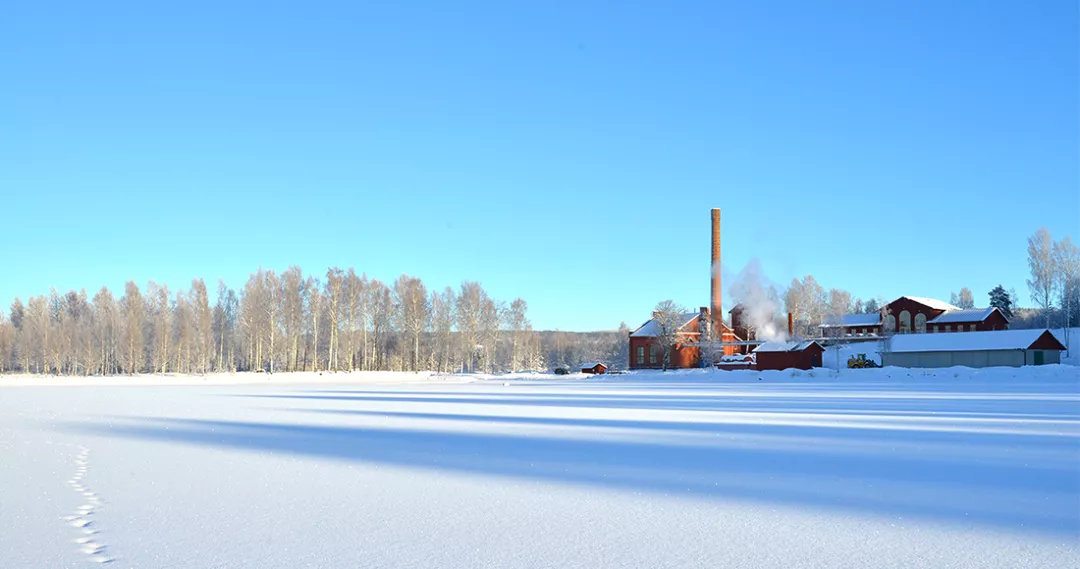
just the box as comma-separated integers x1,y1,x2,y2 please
881,329,1065,368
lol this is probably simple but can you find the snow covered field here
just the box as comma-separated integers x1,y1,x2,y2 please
2,366,1078,568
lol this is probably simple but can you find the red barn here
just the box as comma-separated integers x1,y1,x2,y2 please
753,341,825,371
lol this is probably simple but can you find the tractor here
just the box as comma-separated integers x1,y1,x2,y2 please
847,353,880,369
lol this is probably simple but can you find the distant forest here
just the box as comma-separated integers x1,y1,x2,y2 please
0,268,629,376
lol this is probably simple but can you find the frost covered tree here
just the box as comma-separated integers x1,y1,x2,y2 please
92,287,118,375
281,267,305,372
652,300,687,371
456,281,484,373
508,298,529,371
304,277,322,372
1052,236,1079,349
368,280,393,370
1027,228,1057,327
863,298,879,315
120,281,145,375
393,275,429,372
950,288,975,309
430,287,456,373
324,268,344,371
190,279,212,374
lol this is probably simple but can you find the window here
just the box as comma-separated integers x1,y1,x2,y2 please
970,324,977,332
914,313,927,333
943,325,951,332
884,315,896,332
932,325,938,333
649,345,658,364
636,346,644,365
899,310,911,333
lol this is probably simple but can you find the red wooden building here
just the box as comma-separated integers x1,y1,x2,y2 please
821,296,1010,337
753,341,825,371
628,308,740,370
580,362,607,374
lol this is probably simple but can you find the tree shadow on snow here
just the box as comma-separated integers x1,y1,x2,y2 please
65,394,1080,536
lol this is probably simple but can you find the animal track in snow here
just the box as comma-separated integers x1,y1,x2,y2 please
60,445,116,564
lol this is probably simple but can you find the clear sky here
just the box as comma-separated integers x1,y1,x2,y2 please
2,1,1077,331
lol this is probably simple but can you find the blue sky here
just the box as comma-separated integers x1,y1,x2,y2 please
2,1,1077,331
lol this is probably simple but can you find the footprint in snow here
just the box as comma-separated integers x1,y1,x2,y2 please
58,445,119,564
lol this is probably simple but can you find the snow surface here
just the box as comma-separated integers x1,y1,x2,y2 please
887,329,1060,353
2,367,1078,568
927,307,998,324
902,296,962,312
753,340,821,353
821,313,882,328
630,312,700,337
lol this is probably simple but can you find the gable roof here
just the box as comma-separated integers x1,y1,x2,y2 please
630,312,700,337
579,362,606,369
820,313,881,328
887,329,1066,353
896,296,961,312
753,340,823,353
927,307,1001,324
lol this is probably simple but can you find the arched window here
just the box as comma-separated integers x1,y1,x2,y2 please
884,315,896,332
915,313,927,333
899,310,911,333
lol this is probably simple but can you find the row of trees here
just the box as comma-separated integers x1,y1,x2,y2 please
1026,228,1080,331
0,268,564,376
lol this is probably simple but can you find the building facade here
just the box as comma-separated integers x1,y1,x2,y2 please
628,308,740,370
822,296,1010,337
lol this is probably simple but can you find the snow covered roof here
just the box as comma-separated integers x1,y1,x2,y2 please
927,307,999,324
887,329,1065,353
898,296,961,312
819,313,881,328
579,362,606,369
753,340,822,353
630,312,700,337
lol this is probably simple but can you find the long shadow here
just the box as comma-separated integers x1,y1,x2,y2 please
236,392,1080,419
67,413,1080,535
295,408,1080,451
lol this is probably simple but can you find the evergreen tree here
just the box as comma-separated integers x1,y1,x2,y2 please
988,285,1014,319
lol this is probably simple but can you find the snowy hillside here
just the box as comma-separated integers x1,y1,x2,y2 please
2,366,1077,568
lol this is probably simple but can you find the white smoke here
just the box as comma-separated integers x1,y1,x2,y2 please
728,259,785,341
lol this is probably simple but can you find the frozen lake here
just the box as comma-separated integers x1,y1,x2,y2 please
2,367,1078,568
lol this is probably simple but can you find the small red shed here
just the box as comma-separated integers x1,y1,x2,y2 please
580,362,607,374
753,341,825,371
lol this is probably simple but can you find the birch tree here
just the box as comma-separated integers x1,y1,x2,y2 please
325,268,344,371
430,287,455,373
456,281,484,372
92,287,118,375
1027,228,1056,327
120,281,145,375
282,267,304,372
393,275,428,372
191,278,212,374
1053,236,1079,349
305,277,322,371
508,298,528,371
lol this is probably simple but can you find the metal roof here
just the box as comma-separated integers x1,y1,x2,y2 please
886,329,1064,353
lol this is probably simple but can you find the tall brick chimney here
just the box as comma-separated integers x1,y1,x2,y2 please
711,208,722,339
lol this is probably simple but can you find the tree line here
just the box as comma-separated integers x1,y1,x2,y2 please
0,267,572,376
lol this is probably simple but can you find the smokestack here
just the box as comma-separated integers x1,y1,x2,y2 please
788,312,794,337
711,208,722,338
